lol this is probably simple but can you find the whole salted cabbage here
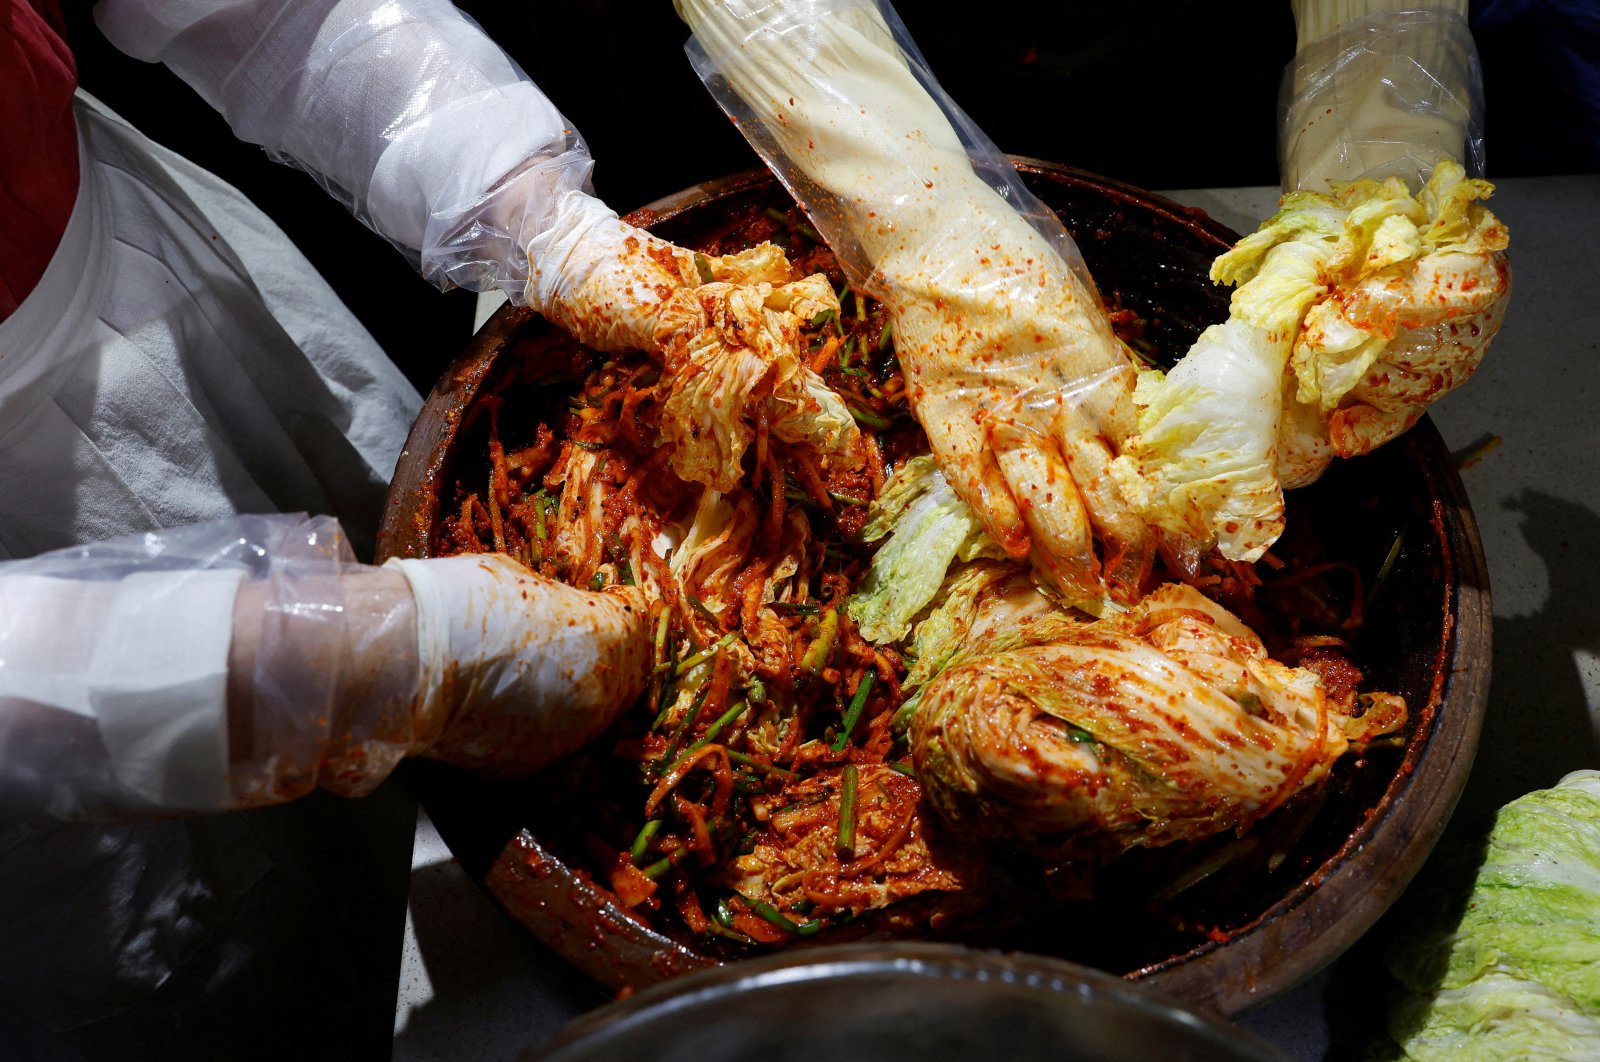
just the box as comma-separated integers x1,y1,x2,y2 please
909,579,1401,857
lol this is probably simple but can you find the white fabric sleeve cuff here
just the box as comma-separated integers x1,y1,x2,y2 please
0,568,244,810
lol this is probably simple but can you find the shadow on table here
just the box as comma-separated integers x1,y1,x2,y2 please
1318,488,1600,1060
393,859,611,1062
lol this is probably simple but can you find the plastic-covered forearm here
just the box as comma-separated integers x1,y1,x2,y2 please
0,514,422,820
1124,1,1506,570
0,516,654,822
677,0,1152,604
225,517,424,808
1281,2,1483,191
94,0,594,296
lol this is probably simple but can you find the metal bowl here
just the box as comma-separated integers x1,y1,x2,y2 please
524,943,1292,1061
379,160,1491,1015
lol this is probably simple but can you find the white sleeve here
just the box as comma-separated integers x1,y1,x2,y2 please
1280,0,1483,191
93,0,595,298
0,569,241,815
0,514,422,821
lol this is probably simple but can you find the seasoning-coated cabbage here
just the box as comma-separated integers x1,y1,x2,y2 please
848,456,1004,644
910,582,1401,857
1122,161,1509,562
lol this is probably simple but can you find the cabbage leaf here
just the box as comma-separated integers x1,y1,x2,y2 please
848,455,1004,644
1386,770,1600,1061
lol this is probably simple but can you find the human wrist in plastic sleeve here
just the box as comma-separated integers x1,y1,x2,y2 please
1280,7,1484,191
1123,10,1508,570
1289,0,1468,51
677,0,1153,605
227,551,426,807
95,0,593,295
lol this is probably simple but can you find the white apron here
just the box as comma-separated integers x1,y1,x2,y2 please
0,91,421,558
0,94,422,1059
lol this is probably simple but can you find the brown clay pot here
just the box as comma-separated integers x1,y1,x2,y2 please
378,161,1491,1015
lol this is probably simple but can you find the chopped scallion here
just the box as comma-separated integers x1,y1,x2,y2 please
1369,529,1406,606
832,673,875,752
640,846,691,880
727,750,796,778
686,699,749,758
836,764,859,857
770,601,820,615
530,489,549,541
676,631,737,676
748,900,820,936
629,820,662,865
688,595,722,627
799,606,840,675
847,405,894,430
654,680,712,767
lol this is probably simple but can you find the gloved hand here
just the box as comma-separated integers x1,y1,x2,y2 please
1117,0,1509,565
0,515,650,819
385,553,649,777
228,542,652,800
524,191,862,491
1275,0,1508,478
677,0,1152,605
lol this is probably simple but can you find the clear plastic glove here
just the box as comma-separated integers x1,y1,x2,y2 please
0,515,649,820
1274,3,1507,478
387,553,649,777
1119,2,1508,565
1280,1,1484,193
676,0,1152,604
525,191,862,491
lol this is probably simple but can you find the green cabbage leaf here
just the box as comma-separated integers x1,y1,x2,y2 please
1386,770,1600,1060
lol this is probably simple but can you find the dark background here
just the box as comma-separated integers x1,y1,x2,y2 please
60,1,1599,397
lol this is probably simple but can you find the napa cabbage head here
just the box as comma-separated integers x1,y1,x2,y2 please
910,582,1352,855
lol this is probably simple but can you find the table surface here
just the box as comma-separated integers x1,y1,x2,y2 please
391,175,1600,1062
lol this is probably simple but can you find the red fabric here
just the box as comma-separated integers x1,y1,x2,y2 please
1,0,79,321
